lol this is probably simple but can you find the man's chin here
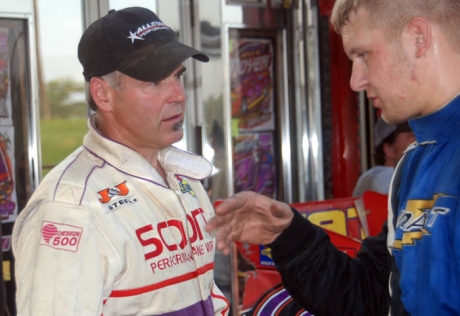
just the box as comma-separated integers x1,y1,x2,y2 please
171,129,184,144
172,120,184,131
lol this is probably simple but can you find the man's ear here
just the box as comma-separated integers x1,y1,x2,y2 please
89,77,113,112
408,17,432,58
383,142,395,159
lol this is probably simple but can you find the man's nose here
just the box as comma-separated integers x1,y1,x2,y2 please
168,80,186,103
349,62,368,92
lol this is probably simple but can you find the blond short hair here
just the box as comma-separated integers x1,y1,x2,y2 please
330,0,460,50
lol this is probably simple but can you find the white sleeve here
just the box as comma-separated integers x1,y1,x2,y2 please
12,200,120,316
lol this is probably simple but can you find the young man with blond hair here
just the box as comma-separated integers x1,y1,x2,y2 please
206,0,460,315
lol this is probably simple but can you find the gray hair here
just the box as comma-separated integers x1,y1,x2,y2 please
85,71,123,111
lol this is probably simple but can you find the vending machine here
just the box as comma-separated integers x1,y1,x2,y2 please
229,30,279,200
218,2,302,313
0,1,40,314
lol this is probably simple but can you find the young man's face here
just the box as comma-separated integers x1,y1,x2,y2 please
107,65,187,155
341,7,425,125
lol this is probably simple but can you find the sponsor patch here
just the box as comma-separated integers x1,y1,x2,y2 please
40,221,83,252
176,175,196,197
98,181,129,204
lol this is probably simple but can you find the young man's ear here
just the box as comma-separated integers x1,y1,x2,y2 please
408,17,432,58
89,77,113,112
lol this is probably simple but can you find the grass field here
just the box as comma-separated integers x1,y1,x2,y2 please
40,118,88,175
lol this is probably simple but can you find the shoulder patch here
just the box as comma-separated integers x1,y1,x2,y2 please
40,221,83,252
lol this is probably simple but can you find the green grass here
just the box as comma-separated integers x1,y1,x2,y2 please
40,118,88,176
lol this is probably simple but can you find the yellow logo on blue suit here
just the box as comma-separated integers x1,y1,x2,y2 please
176,176,196,197
392,194,452,249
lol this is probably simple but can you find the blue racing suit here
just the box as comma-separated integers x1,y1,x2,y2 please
268,93,460,315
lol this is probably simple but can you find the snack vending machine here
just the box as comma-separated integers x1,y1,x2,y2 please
224,18,295,204
223,22,295,313
0,8,40,314
230,33,278,200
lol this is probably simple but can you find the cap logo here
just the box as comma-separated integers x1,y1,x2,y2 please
127,21,170,43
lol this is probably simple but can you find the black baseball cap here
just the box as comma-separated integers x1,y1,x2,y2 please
78,7,209,82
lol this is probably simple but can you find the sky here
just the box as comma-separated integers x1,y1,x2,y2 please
37,0,83,82
37,0,157,83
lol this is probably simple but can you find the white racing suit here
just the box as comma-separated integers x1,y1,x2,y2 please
12,116,230,315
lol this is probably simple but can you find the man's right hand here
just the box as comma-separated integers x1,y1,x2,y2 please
205,191,294,255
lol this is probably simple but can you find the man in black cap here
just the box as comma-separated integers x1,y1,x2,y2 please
12,7,229,315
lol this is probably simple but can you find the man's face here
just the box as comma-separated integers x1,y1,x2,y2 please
108,65,187,154
341,8,425,125
388,131,416,164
